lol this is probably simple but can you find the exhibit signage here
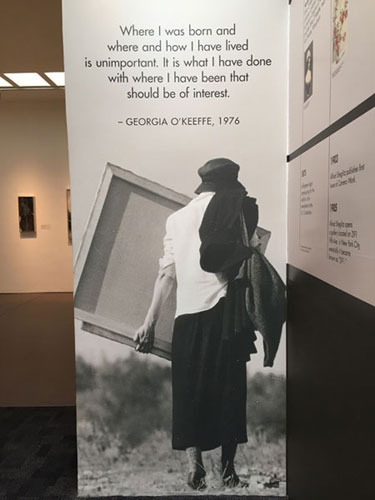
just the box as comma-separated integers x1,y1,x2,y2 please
288,0,375,307
63,0,287,496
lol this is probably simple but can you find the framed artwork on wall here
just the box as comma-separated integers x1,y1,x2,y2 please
304,41,313,102
67,188,72,245
332,0,349,65
18,196,36,236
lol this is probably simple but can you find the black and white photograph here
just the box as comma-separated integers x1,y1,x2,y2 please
304,42,313,103
1,1,375,499
18,196,36,235
74,162,286,496
62,0,288,496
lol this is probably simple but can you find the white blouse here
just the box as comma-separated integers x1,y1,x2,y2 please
159,192,228,318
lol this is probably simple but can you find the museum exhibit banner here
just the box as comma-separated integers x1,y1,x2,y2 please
62,0,287,496
288,0,375,307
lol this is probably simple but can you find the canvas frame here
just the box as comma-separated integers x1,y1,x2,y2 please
73,163,190,361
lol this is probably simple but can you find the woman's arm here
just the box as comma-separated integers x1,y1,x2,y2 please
133,268,175,353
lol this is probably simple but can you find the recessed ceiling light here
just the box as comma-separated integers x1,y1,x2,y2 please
0,76,13,87
4,72,51,87
45,72,65,86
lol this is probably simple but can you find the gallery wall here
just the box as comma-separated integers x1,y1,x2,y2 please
287,1,375,499
288,0,375,306
0,90,73,293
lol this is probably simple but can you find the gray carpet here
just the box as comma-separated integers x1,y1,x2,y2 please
0,407,76,499
0,407,286,499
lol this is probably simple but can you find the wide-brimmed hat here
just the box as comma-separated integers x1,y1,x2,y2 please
195,158,246,194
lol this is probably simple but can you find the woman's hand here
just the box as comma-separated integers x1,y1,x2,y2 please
133,269,175,355
133,322,155,353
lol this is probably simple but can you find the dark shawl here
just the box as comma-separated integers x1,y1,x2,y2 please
199,189,285,367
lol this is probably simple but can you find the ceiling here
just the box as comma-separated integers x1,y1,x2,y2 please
1,0,64,73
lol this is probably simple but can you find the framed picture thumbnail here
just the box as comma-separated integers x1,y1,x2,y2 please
18,196,36,236
67,188,72,245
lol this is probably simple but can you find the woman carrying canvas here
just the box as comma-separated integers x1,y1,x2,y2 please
134,157,283,490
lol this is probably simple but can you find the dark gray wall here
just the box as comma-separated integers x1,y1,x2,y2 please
287,265,375,500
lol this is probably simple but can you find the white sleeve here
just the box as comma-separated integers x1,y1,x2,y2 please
158,216,176,277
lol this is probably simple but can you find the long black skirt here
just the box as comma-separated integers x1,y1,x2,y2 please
171,297,248,451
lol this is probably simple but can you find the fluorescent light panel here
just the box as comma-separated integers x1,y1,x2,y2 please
0,76,13,87
44,72,65,86
4,72,51,87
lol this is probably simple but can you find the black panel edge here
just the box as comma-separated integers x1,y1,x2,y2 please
287,263,375,310
287,263,375,500
287,93,375,162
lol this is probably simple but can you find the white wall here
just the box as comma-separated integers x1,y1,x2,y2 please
0,90,73,293
287,1,375,307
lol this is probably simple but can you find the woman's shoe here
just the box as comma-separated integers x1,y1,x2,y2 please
187,471,207,490
222,471,248,488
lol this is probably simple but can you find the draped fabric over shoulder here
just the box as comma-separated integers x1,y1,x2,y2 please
199,189,285,368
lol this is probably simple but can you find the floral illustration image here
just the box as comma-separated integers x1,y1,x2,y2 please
332,0,348,64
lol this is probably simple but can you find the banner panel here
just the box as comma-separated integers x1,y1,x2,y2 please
63,0,287,495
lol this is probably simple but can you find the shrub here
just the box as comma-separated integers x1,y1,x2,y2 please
247,372,286,440
76,355,285,450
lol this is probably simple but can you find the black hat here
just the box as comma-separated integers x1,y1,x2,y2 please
195,157,246,194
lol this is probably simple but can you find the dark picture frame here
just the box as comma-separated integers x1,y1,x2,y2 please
304,41,313,102
67,188,72,245
18,196,36,236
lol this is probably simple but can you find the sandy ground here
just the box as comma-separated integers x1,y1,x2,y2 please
77,428,286,497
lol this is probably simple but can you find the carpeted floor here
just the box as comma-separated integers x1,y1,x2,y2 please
0,407,286,500
0,407,77,499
